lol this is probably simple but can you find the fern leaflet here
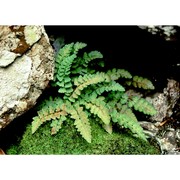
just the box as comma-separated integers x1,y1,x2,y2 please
32,97,66,134
107,68,132,80
70,104,92,143
83,97,110,125
128,96,157,115
126,76,155,90
111,108,147,141
50,116,67,135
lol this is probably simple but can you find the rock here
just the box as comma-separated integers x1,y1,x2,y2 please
155,128,178,154
139,121,159,137
140,79,180,154
175,129,180,141
147,79,179,123
139,26,178,41
0,25,54,129
156,137,177,154
147,93,169,123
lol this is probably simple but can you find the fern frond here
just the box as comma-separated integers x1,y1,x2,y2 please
128,96,157,115
111,108,147,141
79,81,125,103
107,68,132,80
71,70,129,101
73,42,87,54
53,42,87,96
102,123,113,134
119,93,129,104
55,43,74,63
126,76,155,90
32,97,66,134
83,51,103,67
119,105,138,123
68,103,91,143
71,51,103,75
95,81,125,95
53,43,74,82
73,51,103,67
70,72,109,101
83,97,110,125
50,116,67,135
74,72,108,86
105,91,124,102
55,54,76,95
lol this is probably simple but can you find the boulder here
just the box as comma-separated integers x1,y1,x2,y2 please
0,25,54,129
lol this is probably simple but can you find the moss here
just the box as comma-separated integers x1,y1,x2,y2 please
6,118,160,155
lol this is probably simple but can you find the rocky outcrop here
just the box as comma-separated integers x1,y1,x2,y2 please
0,26,54,129
141,79,180,154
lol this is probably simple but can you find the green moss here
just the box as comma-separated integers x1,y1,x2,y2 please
6,118,160,155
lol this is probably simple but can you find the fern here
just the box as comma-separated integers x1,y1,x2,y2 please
69,103,91,143
32,41,157,143
126,75,155,90
102,123,113,134
50,116,67,135
71,51,103,75
70,72,109,102
32,97,66,134
63,101,92,141
107,68,132,80
95,81,125,95
128,96,157,115
83,98,110,125
53,42,87,97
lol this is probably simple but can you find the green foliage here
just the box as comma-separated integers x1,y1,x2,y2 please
72,104,91,143
107,68,132,80
126,75,155,89
32,42,157,143
71,51,103,75
128,96,157,115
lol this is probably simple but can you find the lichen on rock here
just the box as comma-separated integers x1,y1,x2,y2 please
24,26,42,46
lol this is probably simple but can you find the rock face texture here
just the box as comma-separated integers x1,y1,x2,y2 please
141,79,180,154
0,25,54,130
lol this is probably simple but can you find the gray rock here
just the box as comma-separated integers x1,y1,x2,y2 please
139,26,178,41
139,121,159,137
175,129,180,141
0,50,20,67
141,79,180,154
0,25,54,129
147,79,179,123
156,128,178,154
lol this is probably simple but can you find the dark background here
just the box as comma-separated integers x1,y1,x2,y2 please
45,25,180,90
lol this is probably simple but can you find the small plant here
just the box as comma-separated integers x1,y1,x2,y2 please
32,42,157,143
